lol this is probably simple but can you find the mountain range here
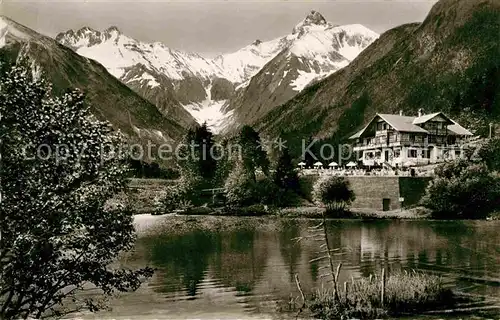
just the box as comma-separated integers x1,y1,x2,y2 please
55,11,378,133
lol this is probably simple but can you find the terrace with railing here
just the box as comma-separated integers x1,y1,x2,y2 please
298,167,435,177
354,132,466,150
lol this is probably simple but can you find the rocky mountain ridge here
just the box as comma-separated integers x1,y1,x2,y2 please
56,10,378,133
0,16,186,145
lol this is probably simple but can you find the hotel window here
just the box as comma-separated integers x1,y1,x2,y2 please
408,149,418,158
421,149,429,158
394,148,401,158
430,136,444,144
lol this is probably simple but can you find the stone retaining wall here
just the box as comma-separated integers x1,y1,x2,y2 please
300,176,432,211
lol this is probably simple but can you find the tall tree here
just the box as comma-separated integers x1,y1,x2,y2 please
179,122,217,187
238,125,269,180
0,65,153,318
273,148,300,193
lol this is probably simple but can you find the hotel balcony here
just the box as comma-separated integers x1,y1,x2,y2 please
353,139,428,151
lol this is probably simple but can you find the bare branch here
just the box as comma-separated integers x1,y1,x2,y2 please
294,274,306,320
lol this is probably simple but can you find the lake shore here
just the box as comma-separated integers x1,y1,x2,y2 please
133,206,430,235
150,205,430,219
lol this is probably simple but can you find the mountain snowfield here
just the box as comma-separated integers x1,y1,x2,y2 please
182,83,235,133
55,11,378,133
285,23,377,91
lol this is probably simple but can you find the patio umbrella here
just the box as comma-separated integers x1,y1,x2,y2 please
328,161,338,167
314,161,323,168
297,162,306,168
346,161,357,167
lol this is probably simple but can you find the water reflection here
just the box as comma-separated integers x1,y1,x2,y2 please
96,219,500,319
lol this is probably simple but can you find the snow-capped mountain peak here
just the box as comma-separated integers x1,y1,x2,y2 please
289,23,379,61
0,16,41,48
252,39,262,46
292,10,334,35
55,26,125,51
105,26,121,34
303,10,328,25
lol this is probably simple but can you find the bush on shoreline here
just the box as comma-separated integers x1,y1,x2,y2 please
308,271,454,319
312,176,356,215
420,159,500,219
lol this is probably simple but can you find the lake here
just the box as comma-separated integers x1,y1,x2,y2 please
76,216,500,319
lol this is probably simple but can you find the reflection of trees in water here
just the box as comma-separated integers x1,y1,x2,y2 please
310,259,319,282
142,227,270,299
278,220,302,282
428,221,500,279
147,231,217,296
348,220,500,281
137,219,499,304
210,228,269,294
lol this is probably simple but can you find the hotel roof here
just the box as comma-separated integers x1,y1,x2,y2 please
349,112,473,139
378,114,429,134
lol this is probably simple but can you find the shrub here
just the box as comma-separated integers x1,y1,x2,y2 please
224,204,270,216
256,176,284,205
420,159,500,219
272,188,303,208
478,137,500,172
224,161,258,206
312,176,356,214
156,173,202,213
298,175,316,202
183,206,214,215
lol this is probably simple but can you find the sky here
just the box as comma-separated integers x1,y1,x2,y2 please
2,0,438,57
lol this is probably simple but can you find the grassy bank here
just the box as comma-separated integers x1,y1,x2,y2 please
133,213,287,236
307,270,455,319
277,206,430,219
160,205,430,219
